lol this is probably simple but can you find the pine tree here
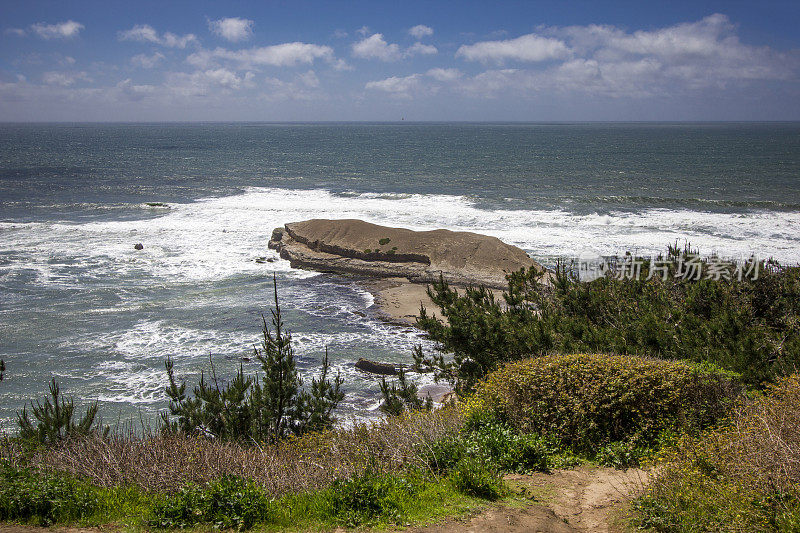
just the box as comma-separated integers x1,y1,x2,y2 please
379,367,432,416
17,378,105,444
162,275,345,442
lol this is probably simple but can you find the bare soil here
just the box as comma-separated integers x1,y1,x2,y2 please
407,466,649,533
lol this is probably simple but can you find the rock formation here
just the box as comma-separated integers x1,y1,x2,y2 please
268,219,542,289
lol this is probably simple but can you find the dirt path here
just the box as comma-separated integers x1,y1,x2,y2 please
408,466,649,533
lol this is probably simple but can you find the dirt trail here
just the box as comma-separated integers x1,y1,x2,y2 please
409,466,649,533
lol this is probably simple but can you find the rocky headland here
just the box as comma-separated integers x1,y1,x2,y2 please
268,218,542,289
268,219,544,326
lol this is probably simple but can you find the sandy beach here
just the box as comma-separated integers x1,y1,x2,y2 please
364,276,506,327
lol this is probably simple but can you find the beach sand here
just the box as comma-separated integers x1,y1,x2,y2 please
364,277,440,326
364,276,505,327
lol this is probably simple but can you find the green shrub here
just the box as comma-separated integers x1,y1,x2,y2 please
465,353,741,459
425,411,577,475
325,470,419,527
415,248,800,392
0,465,99,525
379,238,391,246
148,475,273,530
448,458,504,500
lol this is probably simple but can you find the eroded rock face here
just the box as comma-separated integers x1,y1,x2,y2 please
268,219,542,289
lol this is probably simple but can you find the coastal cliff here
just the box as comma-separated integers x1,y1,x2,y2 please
268,218,542,289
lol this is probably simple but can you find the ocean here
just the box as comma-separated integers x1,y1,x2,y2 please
1,122,799,428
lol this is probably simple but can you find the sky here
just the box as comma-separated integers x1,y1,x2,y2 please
1,0,799,121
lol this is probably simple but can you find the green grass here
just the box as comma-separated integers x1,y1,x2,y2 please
0,462,499,531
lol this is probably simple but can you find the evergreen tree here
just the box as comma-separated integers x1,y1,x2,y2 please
413,246,800,392
162,275,344,442
17,378,106,444
379,367,432,416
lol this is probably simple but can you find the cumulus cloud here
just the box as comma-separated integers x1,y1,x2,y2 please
352,33,402,61
5,28,27,37
164,68,256,97
187,42,335,69
353,33,438,61
426,68,462,82
119,24,198,49
456,14,798,98
30,20,84,39
456,33,570,64
407,42,438,56
365,74,421,97
131,52,166,68
409,25,433,39
41,71,91,86
209,17,254,42
297,70,319,88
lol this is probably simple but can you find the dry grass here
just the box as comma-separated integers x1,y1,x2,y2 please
707,374,800,494
632,375,800,531
2,407,462,495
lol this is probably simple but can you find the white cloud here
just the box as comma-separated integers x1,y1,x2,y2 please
209,17,254,42
297,70,319,88
131,52,166,68
365,74,421,97
352,33,438,61
453,14,799,99
407,42,438,56
41,70,91,86
456,33,570,64
5,28,27,37
352,33,402,61
356,26,370,37
409,25,433,39
116,78,157,101
427,68,462,82
119,24,198,49
187,42,335,69
164,68,256,97
333,29,348,39
30,20,84,39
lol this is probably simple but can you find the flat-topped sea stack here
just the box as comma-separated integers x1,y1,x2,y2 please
268,219,542,289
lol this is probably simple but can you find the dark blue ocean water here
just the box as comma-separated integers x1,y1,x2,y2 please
1,122,799,427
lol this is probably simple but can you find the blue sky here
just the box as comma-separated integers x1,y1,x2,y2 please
1,0,799,121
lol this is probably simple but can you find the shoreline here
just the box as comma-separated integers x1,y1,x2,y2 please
362,277,441,327
362,276,506,327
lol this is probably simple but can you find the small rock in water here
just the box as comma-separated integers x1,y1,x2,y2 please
134,243,144,250
255,256,267,263
355,358,399,375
